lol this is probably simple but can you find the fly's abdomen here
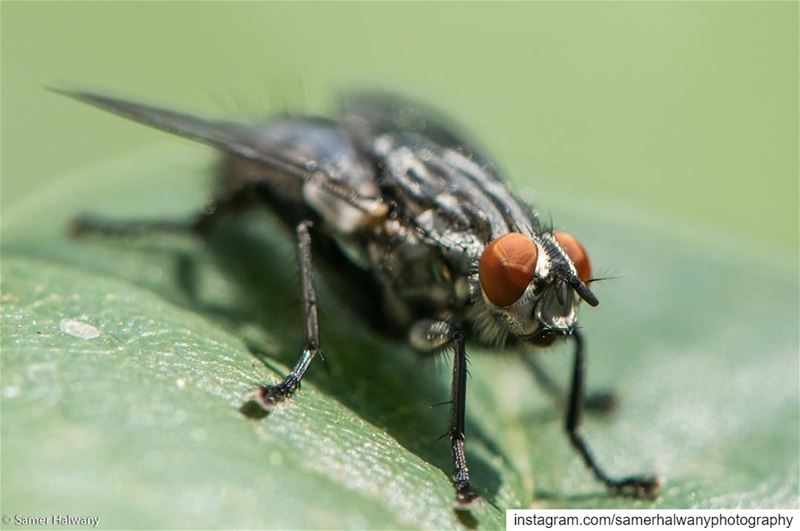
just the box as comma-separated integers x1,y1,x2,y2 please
221,118,388,235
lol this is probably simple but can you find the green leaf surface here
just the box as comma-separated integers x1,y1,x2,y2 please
2,145,798,529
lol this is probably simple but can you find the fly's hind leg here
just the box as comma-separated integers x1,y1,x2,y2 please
409,319,478,509
69,181,264,240
70,216,195,238
69,181,267,307
255,220,322,409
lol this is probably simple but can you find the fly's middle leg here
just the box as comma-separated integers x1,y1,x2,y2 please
565,329,660,498
409,319,479,508
256,220,322,409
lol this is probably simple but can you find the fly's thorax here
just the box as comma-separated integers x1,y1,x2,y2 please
365,218,477,323
471,230,596,346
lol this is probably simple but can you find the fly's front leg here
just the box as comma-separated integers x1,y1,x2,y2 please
566,329,660,498
410,319,478,508
523,354,617,414
257,220,321,409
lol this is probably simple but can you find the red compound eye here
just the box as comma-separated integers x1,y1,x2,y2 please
479,233,538,307
553,230,592,284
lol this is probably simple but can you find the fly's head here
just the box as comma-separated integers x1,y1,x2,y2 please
477,230,597,346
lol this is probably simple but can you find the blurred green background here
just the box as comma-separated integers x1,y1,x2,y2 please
2,2,797,257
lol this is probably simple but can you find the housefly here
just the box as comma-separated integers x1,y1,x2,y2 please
56,87,660,507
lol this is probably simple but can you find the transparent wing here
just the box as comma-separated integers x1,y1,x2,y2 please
53,87,381,213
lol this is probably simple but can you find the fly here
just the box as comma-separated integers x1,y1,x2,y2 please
55,87,660,507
